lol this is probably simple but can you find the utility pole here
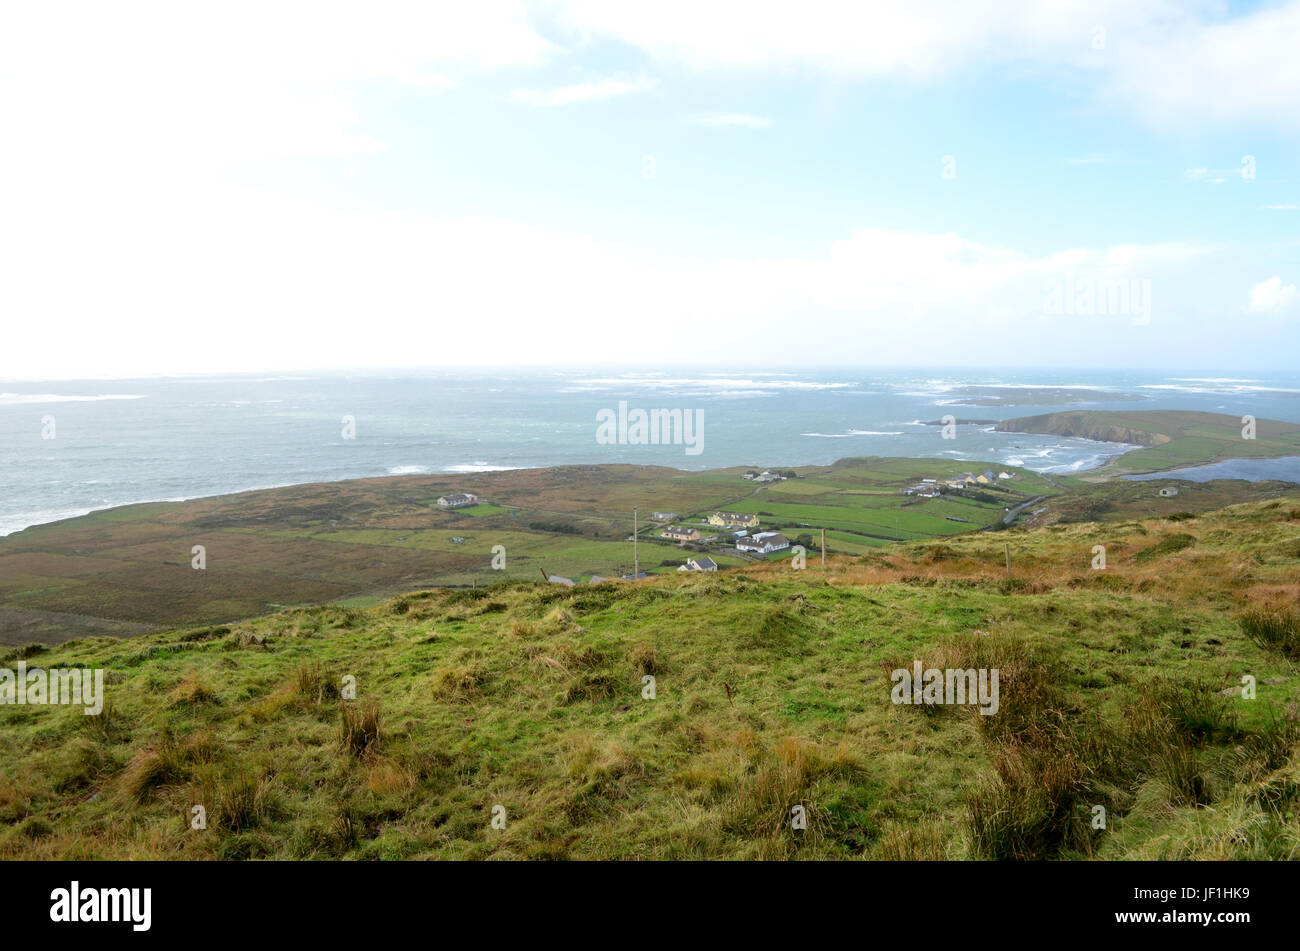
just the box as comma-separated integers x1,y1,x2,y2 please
633,506,639,578
1004,542,1012,579
820,527,826,566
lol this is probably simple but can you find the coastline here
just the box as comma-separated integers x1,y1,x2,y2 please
6,438,1297,540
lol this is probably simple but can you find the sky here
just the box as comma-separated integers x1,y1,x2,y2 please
0,0,1297,379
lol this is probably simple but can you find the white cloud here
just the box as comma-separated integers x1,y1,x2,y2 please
688,112,774,128
1260,203,1299,211
0,1,554,167
550,0,1300,133
0,176,1223,378
509,75,658,106
1248,277,1299,315
1185,163,1255,184
1104,2,1300,132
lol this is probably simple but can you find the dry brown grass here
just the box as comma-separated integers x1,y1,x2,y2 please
168,669,219,707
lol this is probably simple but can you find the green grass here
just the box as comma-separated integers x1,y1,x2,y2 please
2,495,1297,860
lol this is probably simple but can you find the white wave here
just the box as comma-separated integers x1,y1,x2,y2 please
443,462,519,473
846,429,904,436
1142,382,1300,395
577,376,856,392
0,393,146,405
387,465,429,475
801,432,854,438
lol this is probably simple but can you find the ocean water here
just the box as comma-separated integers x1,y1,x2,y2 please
3,367,1299,537
1125,456,1300,483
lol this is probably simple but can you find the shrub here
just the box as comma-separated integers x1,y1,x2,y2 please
967,739,1095,859
120,729,214,802
1241,603,1300,659
216,774,269,831
431,663,489,702
294,662,340,704
339,699,383,759
1149,678,1238,746
1,643,47,662
628,642,665,676
1135,533,1195,563
169,669,219,707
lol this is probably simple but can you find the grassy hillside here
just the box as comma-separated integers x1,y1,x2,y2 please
3,496,1298,860
996,410,1300,477
1007,477,1298,529
0,458,1055,643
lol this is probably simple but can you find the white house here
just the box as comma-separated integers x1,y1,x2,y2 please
736,531,790,555
678,556,719,572
1159,486,1179,498
437,492,478,508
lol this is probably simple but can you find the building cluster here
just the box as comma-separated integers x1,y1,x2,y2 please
902,470,1014,497
742,469,787,484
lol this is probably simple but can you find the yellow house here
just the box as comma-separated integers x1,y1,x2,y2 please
661,525,701,542
707,512,758,528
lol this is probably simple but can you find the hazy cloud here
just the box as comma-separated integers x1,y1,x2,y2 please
1248,277,1299,315
509,75,658,106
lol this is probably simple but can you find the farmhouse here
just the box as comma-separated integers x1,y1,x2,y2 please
437,493,478,508
708,511,759,529
903,482,942,498
650,512,677,522
1159,486,1179,498
660,525,701,542
997,471,1013,480
736,531,790,555
678,556,718,572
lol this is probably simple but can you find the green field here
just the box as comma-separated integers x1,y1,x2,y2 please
3,495,1297,860
0,458,1055,642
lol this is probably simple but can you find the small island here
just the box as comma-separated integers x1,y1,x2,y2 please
995,410,1300,477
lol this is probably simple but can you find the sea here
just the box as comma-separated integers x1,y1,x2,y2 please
3,367,1300,537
